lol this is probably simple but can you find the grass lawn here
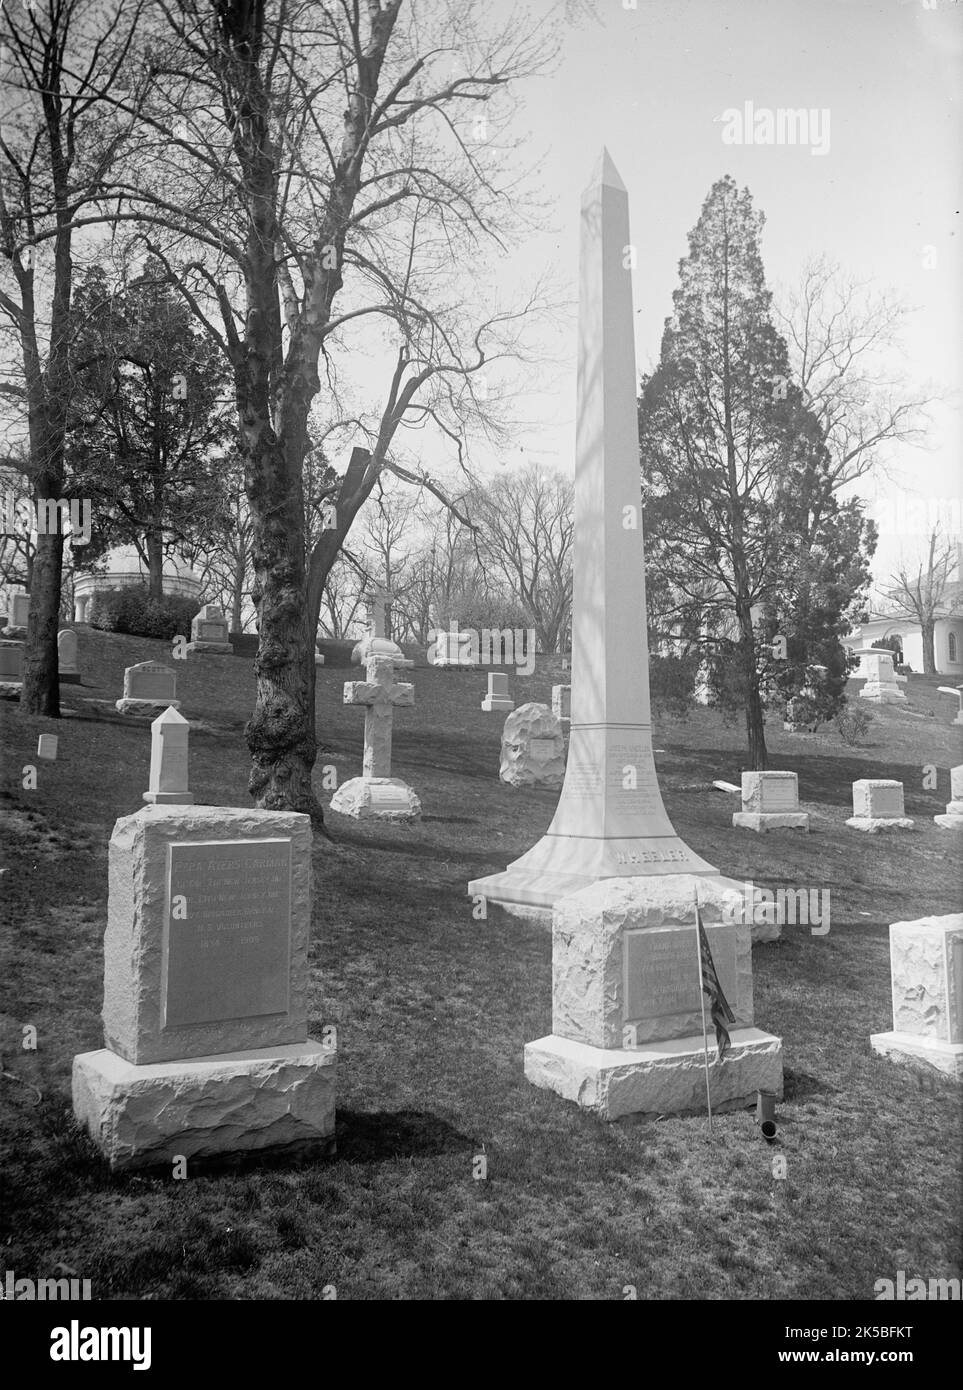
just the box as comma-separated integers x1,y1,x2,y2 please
1,629,961,1300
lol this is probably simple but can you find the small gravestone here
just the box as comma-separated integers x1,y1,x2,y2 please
481,672,514,712
525,876,783,1120
499,702,565,789
144,708,194,805
71,719,336,1170
847,778,913,833
870,914,963,1081
733,771,809,833
858,650,905,704
0,638,24,696
935,763,963,830
5,591,30,635
58,628,80,684
37,734,58,760
937,686,963,726
189,604,233,655
115,662,180,717
329,653,420,820
552,684,572,723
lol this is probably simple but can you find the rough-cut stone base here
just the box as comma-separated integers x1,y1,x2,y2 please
846,816,914,833
72,1042,336,1170
870,1031,963,1081
481,697,514,712
115,698,182,717
934,813,963,830
329,775,421,821
188,641,234,654
525,1027,783,1121
732,811,810,833
0,681,22,700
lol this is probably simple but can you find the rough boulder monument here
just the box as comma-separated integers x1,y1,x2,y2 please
469,151,782,1118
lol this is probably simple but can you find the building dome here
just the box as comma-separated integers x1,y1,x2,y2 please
72,545,203,622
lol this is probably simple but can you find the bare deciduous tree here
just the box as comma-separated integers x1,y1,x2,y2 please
884,526,960,675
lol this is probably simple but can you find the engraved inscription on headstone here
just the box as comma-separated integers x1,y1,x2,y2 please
623,925,737,1022
871,786,903,817
528,738,558,757
163,839,291,1028
759,779,798,812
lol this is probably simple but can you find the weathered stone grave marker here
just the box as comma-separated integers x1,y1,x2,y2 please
846,779,913,833
189,604,233,655
72,718,336,1169
499,703,565,789
733,772,809,834
115,662,180,717
870,914,963,1080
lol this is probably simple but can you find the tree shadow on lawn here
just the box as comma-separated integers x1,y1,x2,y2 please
334,1108,473,1164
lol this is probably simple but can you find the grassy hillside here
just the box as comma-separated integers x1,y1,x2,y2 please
1,629,960,1300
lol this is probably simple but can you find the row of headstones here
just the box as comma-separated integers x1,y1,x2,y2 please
730,769,963,833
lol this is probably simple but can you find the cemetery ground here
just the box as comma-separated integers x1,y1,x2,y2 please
1,631,960,1302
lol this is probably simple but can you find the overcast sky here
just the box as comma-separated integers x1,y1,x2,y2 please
393,0,961,585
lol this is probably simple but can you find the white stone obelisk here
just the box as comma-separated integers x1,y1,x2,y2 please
468,150,719,916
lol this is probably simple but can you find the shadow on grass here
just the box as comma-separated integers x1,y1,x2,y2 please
335,1108,472,1163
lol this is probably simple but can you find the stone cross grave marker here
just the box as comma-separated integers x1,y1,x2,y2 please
328,653,420,820
346,653,412,779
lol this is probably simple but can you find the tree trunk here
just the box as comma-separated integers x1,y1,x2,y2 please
20,527,63,717
231,542,246,633
736,598,768,770
146,530,165,599
921,618,936,675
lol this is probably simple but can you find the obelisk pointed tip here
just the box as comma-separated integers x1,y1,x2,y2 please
587,146,626,193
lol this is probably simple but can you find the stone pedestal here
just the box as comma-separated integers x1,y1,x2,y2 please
524,875,783,1120
846,778,913,833
733,771,809,833
870,914,963,1081
73,1043,336,1171
329,776,421,821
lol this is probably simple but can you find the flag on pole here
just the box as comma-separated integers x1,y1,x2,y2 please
696,903,736,1062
